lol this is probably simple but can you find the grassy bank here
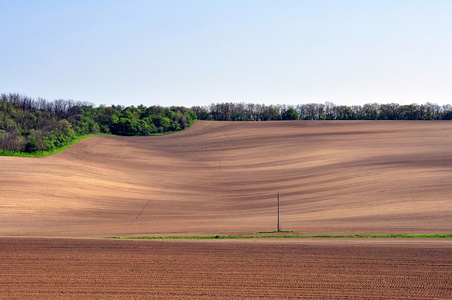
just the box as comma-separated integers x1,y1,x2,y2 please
0,133,113,158
0,121,197,158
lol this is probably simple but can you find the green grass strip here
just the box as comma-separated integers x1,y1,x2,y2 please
106,234,452,240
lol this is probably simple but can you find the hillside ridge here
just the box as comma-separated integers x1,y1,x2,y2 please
1,120,451,237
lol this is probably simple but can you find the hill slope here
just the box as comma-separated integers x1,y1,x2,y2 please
1,121,451,237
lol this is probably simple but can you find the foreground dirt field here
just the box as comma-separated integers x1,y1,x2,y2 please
1,120,452,237
1,238,450,299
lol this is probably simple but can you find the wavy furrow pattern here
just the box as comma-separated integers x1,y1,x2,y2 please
1,121,452,237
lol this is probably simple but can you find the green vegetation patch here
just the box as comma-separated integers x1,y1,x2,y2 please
0,133,113,157
0,93,197,157
107,234,452,240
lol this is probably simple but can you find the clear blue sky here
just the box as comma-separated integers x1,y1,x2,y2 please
1,0,451,107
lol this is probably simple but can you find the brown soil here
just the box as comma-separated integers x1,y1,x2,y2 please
1,121,452,237
1,238,451,299
1,121,451,298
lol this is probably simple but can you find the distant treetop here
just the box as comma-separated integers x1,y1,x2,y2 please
191,102,452,121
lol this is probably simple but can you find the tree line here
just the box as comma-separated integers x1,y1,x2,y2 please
0,93,196,154
2,93,451,155
191,102,452,121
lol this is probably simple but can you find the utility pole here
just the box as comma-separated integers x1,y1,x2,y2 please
277,192,280,232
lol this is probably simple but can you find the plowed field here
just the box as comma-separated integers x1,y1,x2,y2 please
2,121,452,237
1,121,451,298
1,238,451,299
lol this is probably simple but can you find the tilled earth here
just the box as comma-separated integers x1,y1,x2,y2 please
2,121,452,237
1,238,451,299
2,121,452,298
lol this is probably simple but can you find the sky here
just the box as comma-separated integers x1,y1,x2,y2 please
1,0,451,108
